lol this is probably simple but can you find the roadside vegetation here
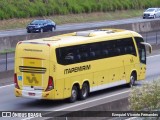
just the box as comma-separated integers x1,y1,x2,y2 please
0,0,160,20
0,0,160,30
0,48,15,54
129,78,160,111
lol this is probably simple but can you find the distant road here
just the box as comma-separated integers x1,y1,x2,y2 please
0,17,159,37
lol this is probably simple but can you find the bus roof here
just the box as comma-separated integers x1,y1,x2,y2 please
21,29,142,47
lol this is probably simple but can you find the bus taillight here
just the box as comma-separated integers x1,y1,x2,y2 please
45,76,54,91
14,73,20,89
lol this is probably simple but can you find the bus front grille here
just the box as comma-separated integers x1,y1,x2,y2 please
19,66,46,74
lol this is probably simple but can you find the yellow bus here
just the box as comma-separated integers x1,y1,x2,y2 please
14,29,152,102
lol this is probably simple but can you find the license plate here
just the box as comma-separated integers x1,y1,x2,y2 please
28,92,35,96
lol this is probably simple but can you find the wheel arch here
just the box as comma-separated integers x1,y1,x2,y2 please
130,70,137,81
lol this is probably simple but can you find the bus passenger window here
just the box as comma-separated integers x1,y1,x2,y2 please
79,45,89,62
75,54,81,62
125,46,132,54
81,52,88,61
122,38,136,56
65,53,75,64
89,43,101,59
115,48,121,55
89,51,96,59
102,49,109,57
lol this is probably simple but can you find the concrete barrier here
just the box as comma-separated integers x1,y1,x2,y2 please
0,69,13,79
1,19,160,51
0,70,14,86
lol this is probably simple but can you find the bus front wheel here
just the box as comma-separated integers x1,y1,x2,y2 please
79,82,89,100
129,73,136,87
69,85,78,103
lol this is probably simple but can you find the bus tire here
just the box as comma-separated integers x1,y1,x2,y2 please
79,82,89,100
129,72,136,87
69,85,78,103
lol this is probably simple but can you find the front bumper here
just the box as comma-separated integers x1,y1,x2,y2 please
27,28,41,33
143,14,154,18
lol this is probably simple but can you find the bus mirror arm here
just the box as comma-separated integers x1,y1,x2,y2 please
140,42,152,54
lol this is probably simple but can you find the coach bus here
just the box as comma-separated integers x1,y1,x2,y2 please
14,29,152,102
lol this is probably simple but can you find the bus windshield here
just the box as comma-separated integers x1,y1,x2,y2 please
135,37,146,64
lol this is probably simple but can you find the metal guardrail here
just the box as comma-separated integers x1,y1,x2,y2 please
0,31,160,72
140,31,160,44
0,52,15,72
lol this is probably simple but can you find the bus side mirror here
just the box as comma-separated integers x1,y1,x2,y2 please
148,46,152,54
140,42,152,54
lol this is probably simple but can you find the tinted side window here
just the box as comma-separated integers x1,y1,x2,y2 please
89,43,101,60
108,40,118,57
114,38,136,56
56,37,137,65
78,45,89,62
126,38,136,56
101,41,110,58
56,46,76,65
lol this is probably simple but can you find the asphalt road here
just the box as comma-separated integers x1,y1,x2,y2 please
0,17,159,37
0,54,159,113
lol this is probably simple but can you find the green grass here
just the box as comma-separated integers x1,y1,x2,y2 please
0,0,159,20
0,9,144,30
0,48,15,54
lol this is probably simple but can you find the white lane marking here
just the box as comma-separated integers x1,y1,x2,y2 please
125,117,138,120
147,54,160,58
22,117,34,120
1,57,14,61
0,84,14,89
54,90,130,111
0,54,160,89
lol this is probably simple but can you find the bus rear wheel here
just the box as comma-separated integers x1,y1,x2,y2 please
69,85,78,103
79,83,89,100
